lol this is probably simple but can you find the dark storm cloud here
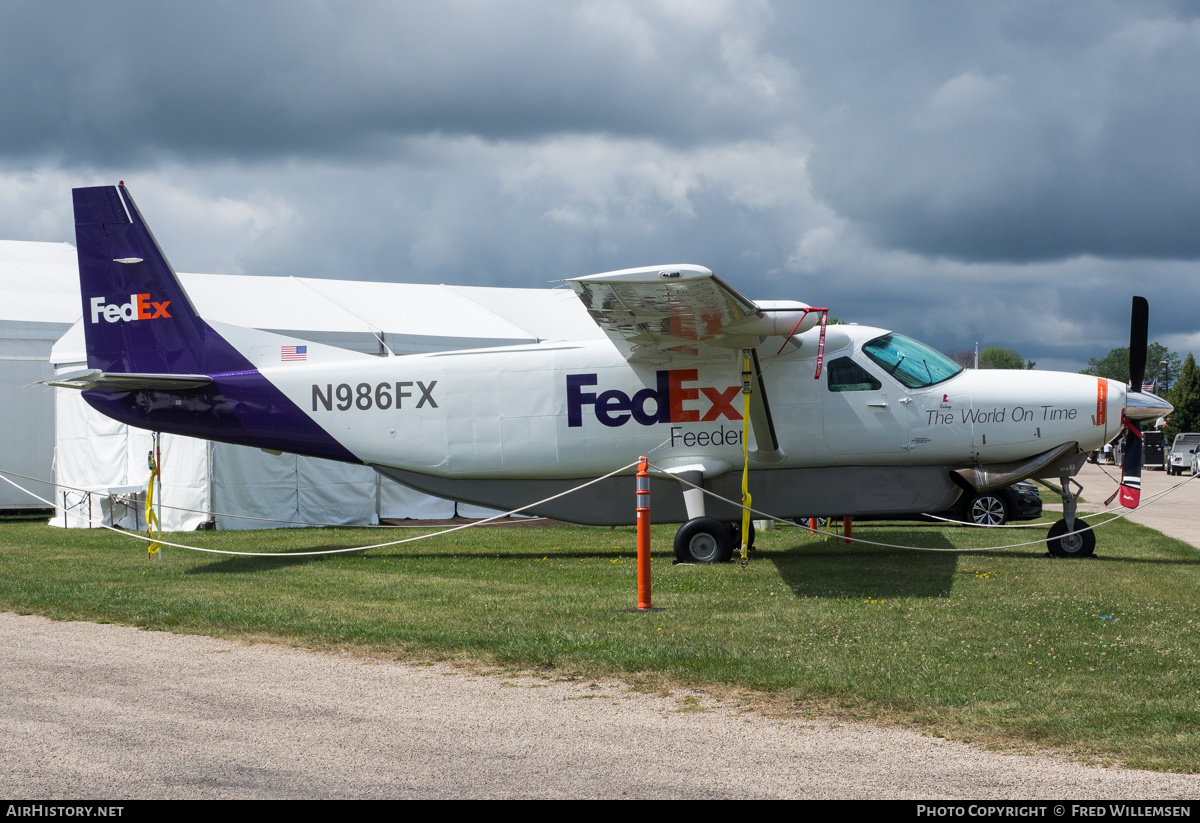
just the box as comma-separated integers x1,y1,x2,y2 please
0,1,796,163
778,1,1200,262
0,1,1196,371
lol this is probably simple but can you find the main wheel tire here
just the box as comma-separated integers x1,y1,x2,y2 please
1046,518,1096,558
967,493,1010,526
728,520,756,550
673,517,734,564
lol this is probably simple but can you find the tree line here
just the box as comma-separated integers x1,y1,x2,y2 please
943,347,1035,370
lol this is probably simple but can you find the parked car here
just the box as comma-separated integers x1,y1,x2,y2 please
1166,433,1200,475
955,481,1043,526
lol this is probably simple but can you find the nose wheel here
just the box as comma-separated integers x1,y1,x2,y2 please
1046,518,1096,557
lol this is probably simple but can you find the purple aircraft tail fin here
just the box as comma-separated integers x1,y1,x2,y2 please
70,183,362,465
73,183,246,375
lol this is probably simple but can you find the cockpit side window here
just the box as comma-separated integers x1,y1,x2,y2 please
862,333,963,389
827,356,882,392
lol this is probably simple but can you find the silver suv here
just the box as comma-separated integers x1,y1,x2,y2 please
1166,433,1200,476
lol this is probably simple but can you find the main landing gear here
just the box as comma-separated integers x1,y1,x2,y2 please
674,518,732,563
668,470,756,563
672,518,756,564
1040,470,1095,558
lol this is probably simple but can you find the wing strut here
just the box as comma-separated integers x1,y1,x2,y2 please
777,307,830,379
742,347,785,464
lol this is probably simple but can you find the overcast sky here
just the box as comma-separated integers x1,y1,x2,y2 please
1,0,1197,371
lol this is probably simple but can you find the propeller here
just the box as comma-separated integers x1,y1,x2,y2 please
1113,296,1149,508
1129,296,1148,392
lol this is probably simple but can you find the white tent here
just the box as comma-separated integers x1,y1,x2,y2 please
0,241,83,509
42,264,604,530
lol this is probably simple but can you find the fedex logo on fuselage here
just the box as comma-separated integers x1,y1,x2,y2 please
89,294,172,324
567,369,742,428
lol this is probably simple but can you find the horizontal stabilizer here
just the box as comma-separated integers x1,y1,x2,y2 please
43,368,213,392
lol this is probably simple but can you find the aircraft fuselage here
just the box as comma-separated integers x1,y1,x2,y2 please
83,319,1125,525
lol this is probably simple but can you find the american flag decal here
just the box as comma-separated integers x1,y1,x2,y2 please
281,345,308,361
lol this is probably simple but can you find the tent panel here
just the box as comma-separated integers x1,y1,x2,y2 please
54,385,132,488
297,457,378,527
211,445,300,530
0,360,56,509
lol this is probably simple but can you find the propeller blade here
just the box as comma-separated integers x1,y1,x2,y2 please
1109,297,1152,508
1129,295,1148,390
1117,413,1143,509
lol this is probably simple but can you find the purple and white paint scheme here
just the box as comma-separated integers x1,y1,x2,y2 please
54,183,1171,561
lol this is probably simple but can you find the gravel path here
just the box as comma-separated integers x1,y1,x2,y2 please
3,612,1199,799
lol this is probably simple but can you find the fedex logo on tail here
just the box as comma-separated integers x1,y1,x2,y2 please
89,294,172,324
567,369,742,428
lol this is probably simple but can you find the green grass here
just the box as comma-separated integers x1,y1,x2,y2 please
1,513,1198,771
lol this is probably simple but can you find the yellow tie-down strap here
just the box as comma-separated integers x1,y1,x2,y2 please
145,452,161,558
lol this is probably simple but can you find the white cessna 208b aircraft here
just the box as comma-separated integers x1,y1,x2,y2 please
56,183,1172,562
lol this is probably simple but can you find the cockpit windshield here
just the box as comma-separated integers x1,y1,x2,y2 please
862,333,963,389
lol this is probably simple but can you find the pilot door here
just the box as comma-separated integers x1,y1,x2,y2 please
820,355,910,457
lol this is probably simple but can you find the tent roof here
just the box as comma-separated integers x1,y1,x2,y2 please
177,273,601,349
0,240,605,364
0,241,87,327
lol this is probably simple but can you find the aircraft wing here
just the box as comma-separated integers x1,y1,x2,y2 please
568,265,817,363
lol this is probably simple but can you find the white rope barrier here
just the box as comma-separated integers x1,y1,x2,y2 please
3,459,1195,558
0,461,641,558
648,460,1199,553
914,511,1043,528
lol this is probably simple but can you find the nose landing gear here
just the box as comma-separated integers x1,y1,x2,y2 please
1046,518,1096,557
1040,470,1095,558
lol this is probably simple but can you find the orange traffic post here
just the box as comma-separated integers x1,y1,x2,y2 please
842,516,853,546
808,517,817,534
636,456,652,610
